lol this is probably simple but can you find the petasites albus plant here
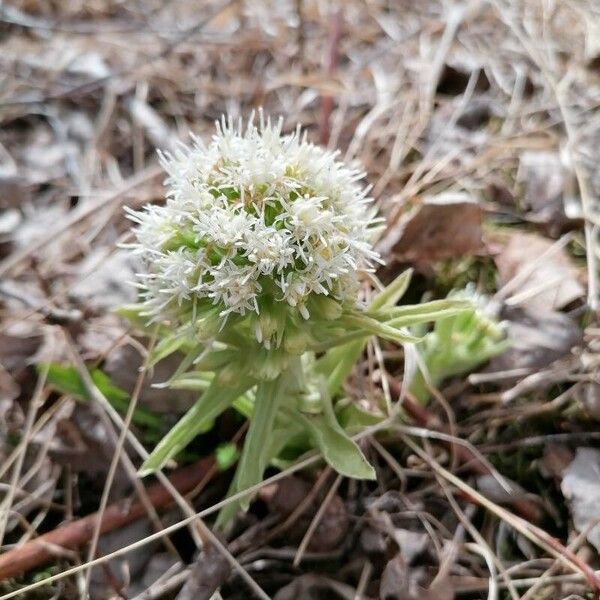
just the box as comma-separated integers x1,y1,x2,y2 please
122,112,471,523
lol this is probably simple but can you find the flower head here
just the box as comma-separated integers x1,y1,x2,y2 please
126,112,381,346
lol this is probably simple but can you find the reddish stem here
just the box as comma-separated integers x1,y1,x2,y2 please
319,7,342,146
0,457,214,581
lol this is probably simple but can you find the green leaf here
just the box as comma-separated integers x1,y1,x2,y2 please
43,362,89,397
236,377,286,505
340,313,422,345
315,270,416,395
216,375,288,526
291,387,375,480
114,304,151,329
294,410,375,479
41,363,162,429
167,371,212,391
367,298,472,321
408,292,507,404
321,340,366,396
215,443,239,471
337,400,385,430
139,376,255,476
148,332,189,367
368,269,413,311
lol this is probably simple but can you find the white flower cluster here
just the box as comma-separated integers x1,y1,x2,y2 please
126,112,381,333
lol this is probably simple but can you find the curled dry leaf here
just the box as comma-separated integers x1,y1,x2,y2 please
378,193,485,267
560,447,600,554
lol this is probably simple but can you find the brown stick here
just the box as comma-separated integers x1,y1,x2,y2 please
386,376,543,523
0,457,214,581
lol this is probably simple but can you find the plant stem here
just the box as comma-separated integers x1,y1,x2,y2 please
216,365,297,526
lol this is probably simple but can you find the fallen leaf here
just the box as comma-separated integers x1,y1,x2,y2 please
516,151,571,228
560,447,600,553
378,193,485,266
308,491,348,551
486,306,581,373
258,475,311,517
127,552,181,598
36,402,129,491
493,231,585,311
360,524,389,556
0,329,44,372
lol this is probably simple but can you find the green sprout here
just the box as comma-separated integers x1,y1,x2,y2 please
409,288,508,404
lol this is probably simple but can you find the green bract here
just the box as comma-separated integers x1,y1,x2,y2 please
123,114,474,525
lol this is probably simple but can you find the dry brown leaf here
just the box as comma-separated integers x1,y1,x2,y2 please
0,329,43,372
259,475,349,551
493,231,585,311
378,193,485,267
